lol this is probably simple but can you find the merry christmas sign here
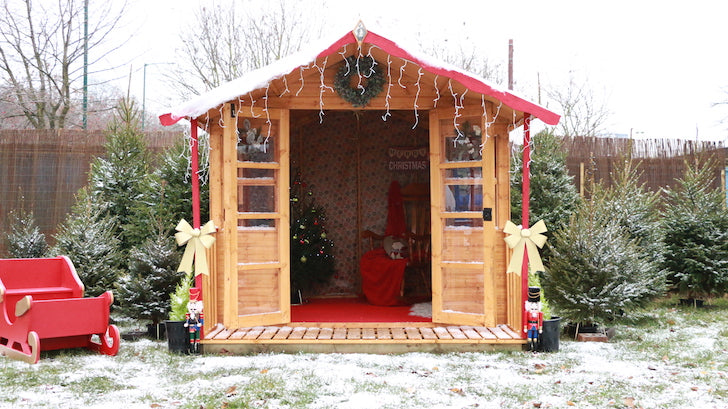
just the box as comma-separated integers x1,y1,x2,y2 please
387,146,428,172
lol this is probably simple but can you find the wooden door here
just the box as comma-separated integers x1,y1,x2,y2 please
226,107,290,327
429,107,497,326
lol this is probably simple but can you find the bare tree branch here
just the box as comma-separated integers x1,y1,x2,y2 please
168,0,321,100
546,73,611,137
0,0,128,128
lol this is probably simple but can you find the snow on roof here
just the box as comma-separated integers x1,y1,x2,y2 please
159,25,560,127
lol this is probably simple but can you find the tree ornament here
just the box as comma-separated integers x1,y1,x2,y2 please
320,232,327,239
300,256,307,263
334,55,385,107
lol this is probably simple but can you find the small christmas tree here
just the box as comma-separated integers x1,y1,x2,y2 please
661,158,728,299
543,158,665,326
511,129,579,232
289,171,335,298
51,190,122,297
544,200,661,326
88,98,155,253
5,207,47,258
117,233,183,325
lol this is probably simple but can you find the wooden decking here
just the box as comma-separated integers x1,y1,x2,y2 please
202,323,525,354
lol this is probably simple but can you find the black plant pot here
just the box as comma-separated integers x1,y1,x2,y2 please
165,320,190,354
565,322,599,337
146,323,166,340
679,298,704,308
539,316,561,352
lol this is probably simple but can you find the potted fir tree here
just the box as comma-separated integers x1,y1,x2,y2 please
165,270,192,353
118,234,183,339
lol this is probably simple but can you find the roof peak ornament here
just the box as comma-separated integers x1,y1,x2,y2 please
353,20,367,48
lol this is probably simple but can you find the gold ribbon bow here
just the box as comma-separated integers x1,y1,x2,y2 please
504,220,548,275
175,219,217,276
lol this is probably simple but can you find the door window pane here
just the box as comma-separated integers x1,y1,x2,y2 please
440,119,483,162
237,118,278,163
238,185,275,212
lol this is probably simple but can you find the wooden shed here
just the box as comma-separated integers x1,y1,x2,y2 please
160,23,559,353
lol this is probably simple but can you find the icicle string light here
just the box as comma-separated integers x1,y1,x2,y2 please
295,64,309,97
338,44,350,76
478,94,488,156
381,54,393,121
398,59,407,88
279,75,290,97
263,83,271,153
412,67,423,129
217,104,225,129
482,99,503,155
248,92,260,118
315,57,333,124
432,75,441,108
355,52,365,95
448,79,464,141
365,45,379,78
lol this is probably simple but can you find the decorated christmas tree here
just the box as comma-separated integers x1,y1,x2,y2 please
290,171,335,299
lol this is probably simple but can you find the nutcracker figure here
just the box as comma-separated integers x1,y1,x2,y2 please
523,286,543,351
184,288,204,353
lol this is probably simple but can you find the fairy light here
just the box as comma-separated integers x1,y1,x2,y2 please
217,104,225,129
263,83,272,142
411,67,423,129
355,52,365,95
381,54,393,121
398,59,407,88
248,92,260,118
432,75,441,108
296,64,308,96
279,75,290,98
237,95,245,117
483,99,502,157
448,79,463,140
479,94,489,155
338,44,350,75
365,45,378,78
315,56,333,124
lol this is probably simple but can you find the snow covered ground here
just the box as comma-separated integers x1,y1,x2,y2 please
1,306,726,409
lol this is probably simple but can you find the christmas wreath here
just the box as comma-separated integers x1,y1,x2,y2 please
333,55,384,107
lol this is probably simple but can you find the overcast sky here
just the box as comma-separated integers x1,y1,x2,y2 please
114,0,728,140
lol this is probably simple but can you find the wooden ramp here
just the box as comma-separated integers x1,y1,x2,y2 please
202,323,525,354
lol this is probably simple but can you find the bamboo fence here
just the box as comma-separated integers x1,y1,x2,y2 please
0,130,182,254
1,131,725,255
560,136,726,196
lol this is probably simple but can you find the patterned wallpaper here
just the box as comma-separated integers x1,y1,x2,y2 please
290,110,429,296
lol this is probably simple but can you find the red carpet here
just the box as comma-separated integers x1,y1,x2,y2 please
291,297,431,323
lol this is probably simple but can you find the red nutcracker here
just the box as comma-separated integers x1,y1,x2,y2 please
523,287,543,351
184,288,204,354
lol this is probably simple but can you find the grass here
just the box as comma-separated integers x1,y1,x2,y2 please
1,295,727,408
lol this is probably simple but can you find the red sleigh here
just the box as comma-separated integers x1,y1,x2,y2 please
0,256,119,364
